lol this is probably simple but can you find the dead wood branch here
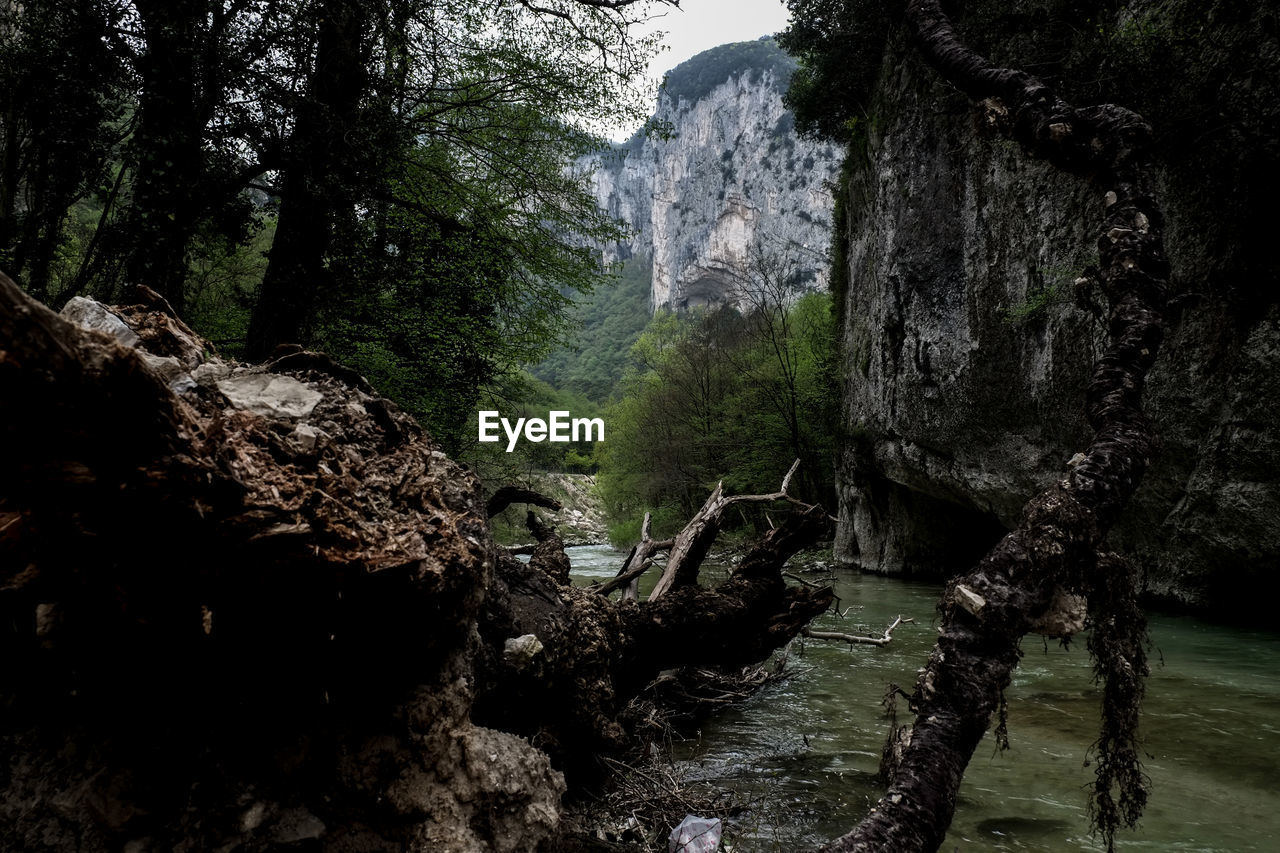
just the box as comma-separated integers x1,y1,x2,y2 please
803,616,914,648
783,571,828,588
599,512,673,600
595,558,655,597
649,459,820,600
477,505,834,772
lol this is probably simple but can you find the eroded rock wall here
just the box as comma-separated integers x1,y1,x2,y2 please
590,44,841,311
834,1,1280,613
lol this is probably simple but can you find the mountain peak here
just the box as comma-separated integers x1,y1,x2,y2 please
659,36,798,108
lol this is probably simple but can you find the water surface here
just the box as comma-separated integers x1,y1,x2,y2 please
566,545,1280,851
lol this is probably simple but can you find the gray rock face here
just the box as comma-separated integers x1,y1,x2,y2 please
589,43,840,311
833,8,1280,614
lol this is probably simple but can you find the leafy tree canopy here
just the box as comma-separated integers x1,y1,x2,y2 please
1,0,678,448
597,286,839,544
776,0,896,141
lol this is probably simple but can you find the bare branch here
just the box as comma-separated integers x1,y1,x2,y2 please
649,459,823,600
803,616,914,648
601,510,674,601
594,557,655,596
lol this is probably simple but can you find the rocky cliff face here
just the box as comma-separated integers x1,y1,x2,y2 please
833,1,1280,614
590,40,840,311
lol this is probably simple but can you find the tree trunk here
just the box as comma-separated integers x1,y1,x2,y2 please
124,0,208,314
245,0,370,360
823,3,1169,851
475,502,833,775
650,458,806,599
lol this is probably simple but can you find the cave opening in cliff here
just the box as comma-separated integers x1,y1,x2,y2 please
892,484,1009,580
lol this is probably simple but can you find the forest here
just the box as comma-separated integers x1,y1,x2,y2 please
3,0,1278,852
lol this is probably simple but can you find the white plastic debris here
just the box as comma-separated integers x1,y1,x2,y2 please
669,815,722,853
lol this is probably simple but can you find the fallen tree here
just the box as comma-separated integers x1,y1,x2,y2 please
823,3,1167,851
596,511,674,601
475,467,835,776
0,272,834,850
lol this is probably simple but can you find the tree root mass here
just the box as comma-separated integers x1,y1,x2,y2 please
0,273,833,850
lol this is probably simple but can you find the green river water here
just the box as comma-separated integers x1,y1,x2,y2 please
565,545,1280,852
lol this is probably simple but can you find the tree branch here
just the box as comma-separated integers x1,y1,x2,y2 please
487,486,563,519
594,511,675,599
803,616,913,648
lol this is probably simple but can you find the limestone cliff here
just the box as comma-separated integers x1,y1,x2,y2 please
833,0,1280,613
590,39,840,311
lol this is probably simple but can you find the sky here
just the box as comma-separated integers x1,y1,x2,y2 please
610,0,794,140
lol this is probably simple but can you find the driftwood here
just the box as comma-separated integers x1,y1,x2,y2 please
476,493,834,774
803,615,914,648
595,556,654,598
823,3,1168,851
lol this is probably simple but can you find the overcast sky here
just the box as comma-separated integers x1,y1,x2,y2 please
611,0,793,140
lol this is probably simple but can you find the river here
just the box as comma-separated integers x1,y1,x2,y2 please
565,544,1280,852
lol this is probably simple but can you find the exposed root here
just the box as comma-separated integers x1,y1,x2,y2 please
1085,552,1150,852
642,665,783,725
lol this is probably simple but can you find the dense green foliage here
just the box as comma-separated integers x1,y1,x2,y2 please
0,1,130,301
459,372,605,483
529,258,653,402
660,37,797,106
0,0,674,450
777,0,895,141
597,290,839,544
